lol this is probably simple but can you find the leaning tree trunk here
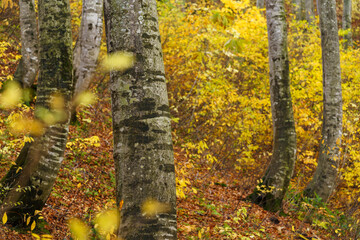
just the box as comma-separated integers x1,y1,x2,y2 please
13,0,39,88
104,0,177,238
304,0,342,202
342,0,352,49
248,0,297,212
73,0,103,97
0,0,73,225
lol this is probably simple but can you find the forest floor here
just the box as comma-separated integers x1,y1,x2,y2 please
0,90,333,239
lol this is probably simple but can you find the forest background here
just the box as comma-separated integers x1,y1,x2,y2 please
1,0,360,238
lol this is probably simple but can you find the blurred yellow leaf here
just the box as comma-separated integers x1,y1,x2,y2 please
74,91,96,106
50,94,65,110
9,119,45,136
2,212,7,224
101,52,134,72
0,81,22,109
69,218,89,240
94,209,120,236
141,199,171,217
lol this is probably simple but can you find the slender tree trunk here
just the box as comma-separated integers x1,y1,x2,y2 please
73,0,103,97
304,0,342,201
0,0,73,225
248,0,297,212
305,0,314,23
13,0,39,88
257,0,265,9
342,0,352,49
294,0,305,20
104,0,177,238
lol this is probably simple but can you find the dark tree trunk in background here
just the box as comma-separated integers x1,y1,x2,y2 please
248,0,297,212
104,0,177,238
304,0,342,202
0,0,73,225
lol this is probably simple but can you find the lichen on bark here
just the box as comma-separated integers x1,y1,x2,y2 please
0,0,73,226
248,0,297,212
105,0,177,238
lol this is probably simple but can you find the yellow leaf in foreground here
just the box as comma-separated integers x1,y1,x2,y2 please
2,212,7,224
69,218,89,240
74,91,96,107
94,209,120,236
141,199,171,217
0,81,22,109
101,52,134,72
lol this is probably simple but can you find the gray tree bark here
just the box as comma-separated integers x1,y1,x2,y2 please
304,0,315,23
294,0,314,23
248,0,297,212
257,0,265,9
342,0,352,49
0,0,73,225
13,0,39,88
104,0,177,238
304,0,342,201
73,0,103,97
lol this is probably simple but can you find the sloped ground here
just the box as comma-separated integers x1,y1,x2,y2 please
0,89,332,239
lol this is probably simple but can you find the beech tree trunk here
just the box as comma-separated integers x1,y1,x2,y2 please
104,0,177,238
0,0,73,225
304,0,342,201
342,0,352,49
73,0,103,97
257,0,265,9
248,0,297,212
294,0,314,23
305,0,314,23
13,0,39,88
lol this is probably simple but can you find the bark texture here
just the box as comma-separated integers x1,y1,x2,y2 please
248,0,297,212
0,0,73,225
13,0,39,88
304,0,342,201
105,0,177,239
73,0,103,97
342,0,352,49
294,0,314,23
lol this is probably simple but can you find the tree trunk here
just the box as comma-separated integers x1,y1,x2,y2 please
104,0,177,238
342,0,352,49
304,0,342,202
248,0,297,212
0,0,73,226
13,0,39,88
257,0,265,9
305,0,314,23
73,0,103,97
